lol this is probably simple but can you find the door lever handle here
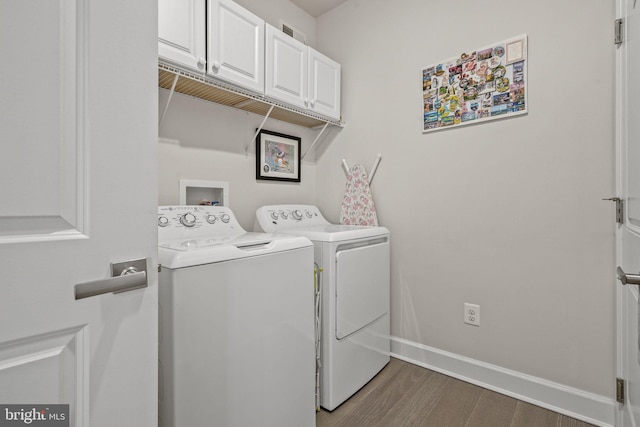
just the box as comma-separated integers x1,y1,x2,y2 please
617,266,640,286
75,258,148,300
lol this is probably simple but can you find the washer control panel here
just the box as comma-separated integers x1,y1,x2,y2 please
158,205,243,241
255,205,329,232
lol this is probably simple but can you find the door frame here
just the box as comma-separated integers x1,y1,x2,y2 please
615,1,624,425
615,0,640,426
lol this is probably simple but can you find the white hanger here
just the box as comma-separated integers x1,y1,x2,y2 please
341,154,382,185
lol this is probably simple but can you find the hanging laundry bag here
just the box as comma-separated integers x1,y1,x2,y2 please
340,164,378,226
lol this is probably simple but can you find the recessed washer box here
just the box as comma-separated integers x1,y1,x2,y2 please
179,179,229,206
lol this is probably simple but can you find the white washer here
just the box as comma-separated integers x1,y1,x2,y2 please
255,204,390,411
158,206,315,427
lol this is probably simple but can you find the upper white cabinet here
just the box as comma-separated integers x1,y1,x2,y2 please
309,49,341,120
265,24,308,110
158,0,206,71
207,0,265,94
158,1,342,125
265,24,341,120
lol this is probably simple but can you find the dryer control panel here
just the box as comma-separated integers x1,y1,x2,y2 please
255,205,329,232
158,205,245,241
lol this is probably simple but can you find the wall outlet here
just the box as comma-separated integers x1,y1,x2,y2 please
464,303,480,326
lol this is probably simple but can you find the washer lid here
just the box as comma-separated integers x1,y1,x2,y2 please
159,232,265,251
159,232,312,269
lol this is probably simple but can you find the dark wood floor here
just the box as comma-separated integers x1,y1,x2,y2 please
316,358,597,427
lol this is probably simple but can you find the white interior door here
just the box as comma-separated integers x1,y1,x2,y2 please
617,0,640,425
0,1,158,426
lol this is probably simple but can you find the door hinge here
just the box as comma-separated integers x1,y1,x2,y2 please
615,18,624,46
617,377,625,404
603,197,624,224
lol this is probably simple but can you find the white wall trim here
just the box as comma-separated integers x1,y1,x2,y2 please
391,336,615,427
158,137,181,145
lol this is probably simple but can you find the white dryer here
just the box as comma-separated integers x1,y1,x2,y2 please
255,204,390,411
158,205,315,427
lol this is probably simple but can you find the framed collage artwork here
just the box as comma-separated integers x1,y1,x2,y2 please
256,129,301,182
422,34,527,132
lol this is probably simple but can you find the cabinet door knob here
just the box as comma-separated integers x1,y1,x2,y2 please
197,57,206,69
310,99,316,107
212,61,220,72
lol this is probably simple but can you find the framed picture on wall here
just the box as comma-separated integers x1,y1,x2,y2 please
422,34,527,132
256,129,301,182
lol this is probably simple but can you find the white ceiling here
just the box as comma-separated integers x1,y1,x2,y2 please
289,0,348,17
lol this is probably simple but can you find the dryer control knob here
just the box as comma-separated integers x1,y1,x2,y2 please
271,212,279,220
281,211,289,219
305,210,313,218
158,216,169,227
180,213,196,227
220,214,230,223
292,210,303,221
206,214,216,224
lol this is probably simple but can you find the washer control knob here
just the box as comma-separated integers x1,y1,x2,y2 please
271,212,279,220
158,216,169,227
305,210,313,218
205,214,216,224
292,210,303,221
281,211,289,219
220,214,230,223
180,213,197,227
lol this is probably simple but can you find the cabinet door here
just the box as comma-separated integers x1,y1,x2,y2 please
309,48,341,120
265,24,308,109
159,0,206,72
207,0,264,94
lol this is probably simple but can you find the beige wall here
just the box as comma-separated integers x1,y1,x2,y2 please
315,0,615,398
158,90,320,230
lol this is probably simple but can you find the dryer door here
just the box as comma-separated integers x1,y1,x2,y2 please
335,239,390,340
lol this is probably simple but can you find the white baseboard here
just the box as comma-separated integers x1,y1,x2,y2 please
158,137,180,145
391,336,615,427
